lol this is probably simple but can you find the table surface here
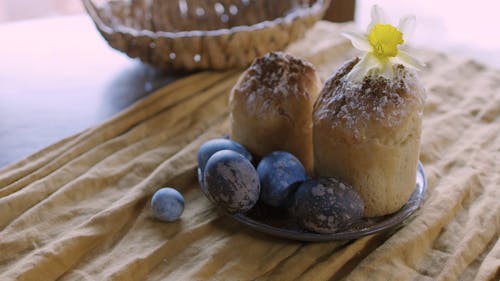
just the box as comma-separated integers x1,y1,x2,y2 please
1,11,499,168
0,16,181,168
1,21,498,280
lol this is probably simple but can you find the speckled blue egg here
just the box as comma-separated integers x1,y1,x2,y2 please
197,138,252,173
203,150,260,213
257,151,307,208
291,178,364,233
151,188,185,222
197,167,216,203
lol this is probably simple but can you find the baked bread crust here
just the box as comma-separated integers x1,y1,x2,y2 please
313,58,426,217
230,52,321,172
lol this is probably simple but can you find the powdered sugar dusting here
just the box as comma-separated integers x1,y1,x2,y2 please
234,52,317,114
314,58,426,141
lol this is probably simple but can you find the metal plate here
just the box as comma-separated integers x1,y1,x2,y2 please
199,162,427,242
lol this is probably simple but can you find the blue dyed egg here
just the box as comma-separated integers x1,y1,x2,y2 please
257,151,307,208
151,188,185,222
197,138,252,173
203,150,260,213
197,167,215,204
291,178,364,233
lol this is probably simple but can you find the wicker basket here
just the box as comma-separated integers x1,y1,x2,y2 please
83,0,330,71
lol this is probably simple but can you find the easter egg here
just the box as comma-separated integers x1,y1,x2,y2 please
291,178,364,233
257,151,307,208
203,150,260,213
151,187,185,222
197,138,252,173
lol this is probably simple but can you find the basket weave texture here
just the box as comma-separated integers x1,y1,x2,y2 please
83,0,330,71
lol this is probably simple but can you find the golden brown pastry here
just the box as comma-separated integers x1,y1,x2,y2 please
313,58,426,217
229,52,321,172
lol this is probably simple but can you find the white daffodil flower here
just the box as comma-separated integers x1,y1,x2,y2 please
341,5,425,82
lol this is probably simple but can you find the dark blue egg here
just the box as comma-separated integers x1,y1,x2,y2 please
257,151,307,208
197,138,252,173
151,188,185,222
291,178,364,233
203,150,260,213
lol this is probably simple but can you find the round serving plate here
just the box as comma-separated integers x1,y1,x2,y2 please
199,162,427,242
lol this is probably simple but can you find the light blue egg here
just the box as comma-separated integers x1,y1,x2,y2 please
197,138,252,173
151,187,185,222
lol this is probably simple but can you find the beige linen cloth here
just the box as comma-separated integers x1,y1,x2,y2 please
0,22,499,281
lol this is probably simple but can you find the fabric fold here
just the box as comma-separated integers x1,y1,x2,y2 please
0,22,498,281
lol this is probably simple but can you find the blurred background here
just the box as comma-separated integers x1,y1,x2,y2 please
0,0,82,22
1,0,498,167
1,0,498,68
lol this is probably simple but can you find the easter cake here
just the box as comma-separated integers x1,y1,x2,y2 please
229,51,321,172
197,5,427,236
313,5,426,217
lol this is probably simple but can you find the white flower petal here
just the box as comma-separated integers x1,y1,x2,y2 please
393,50,425,70
346,53,380,82
379,59,394,78
367,5,389,32
341,31,372,52
398,15,416,41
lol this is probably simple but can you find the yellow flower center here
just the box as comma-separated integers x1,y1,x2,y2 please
368,24,404,58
